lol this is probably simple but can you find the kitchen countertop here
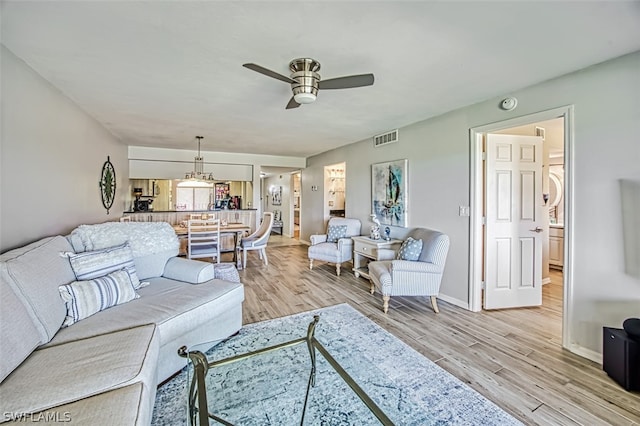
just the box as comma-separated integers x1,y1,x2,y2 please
123,209,257,213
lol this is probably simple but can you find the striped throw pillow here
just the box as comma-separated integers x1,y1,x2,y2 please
58,269,139,327
66,242,143,289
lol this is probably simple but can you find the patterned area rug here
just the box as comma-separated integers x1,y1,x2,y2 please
152,304,521,425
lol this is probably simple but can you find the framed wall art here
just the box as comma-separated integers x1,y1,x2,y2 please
371,159,408,227
271,185,282,206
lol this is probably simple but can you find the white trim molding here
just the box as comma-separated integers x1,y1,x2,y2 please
437,294,470,311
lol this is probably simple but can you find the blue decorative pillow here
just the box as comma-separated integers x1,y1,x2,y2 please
396,237,423,261
327,225,348,243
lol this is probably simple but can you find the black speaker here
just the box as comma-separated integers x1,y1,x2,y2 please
603,327,640,391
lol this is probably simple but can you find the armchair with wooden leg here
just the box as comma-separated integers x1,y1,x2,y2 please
308,217,361,276
368,228,449,314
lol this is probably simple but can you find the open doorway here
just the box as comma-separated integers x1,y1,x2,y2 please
491,118,565,310
291,171,301,240
324,163,345,222
494,117,565,273
469,106,573,350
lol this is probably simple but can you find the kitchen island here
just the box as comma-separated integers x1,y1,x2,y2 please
121,209,257,233
122,210,258,259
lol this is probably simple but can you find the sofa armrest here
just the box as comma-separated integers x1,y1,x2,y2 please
310,234,328,245
162,257,215,284
391,260,442,274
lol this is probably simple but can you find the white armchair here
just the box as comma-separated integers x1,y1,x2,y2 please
308,217,361,276
368,228,450,314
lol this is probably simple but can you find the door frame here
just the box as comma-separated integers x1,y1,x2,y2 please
469,105,574,349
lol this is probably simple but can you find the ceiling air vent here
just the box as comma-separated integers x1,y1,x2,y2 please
373,129,398,147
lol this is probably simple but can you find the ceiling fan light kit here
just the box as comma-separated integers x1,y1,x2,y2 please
290,58,320,104
293,92,317,104
243,57,374,109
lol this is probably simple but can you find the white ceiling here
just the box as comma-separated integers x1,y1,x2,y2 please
3,1,640,158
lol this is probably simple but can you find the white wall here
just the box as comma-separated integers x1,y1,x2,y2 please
1,46,129,252
302,52,640,358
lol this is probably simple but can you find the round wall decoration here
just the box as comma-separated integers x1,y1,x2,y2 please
99,156,116,214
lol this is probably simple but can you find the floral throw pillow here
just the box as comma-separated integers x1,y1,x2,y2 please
396,237,423,261
326,225,348,243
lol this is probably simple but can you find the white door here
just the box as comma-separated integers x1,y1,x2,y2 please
484,133,544,309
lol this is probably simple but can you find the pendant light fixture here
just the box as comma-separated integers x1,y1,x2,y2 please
185,136,215,181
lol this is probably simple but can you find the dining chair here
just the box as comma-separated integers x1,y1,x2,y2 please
240,212,274,268
187,218,221,263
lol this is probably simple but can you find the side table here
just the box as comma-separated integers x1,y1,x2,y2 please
271,220,283,235
351,236,402,279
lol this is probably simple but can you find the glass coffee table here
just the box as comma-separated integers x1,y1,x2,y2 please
178,316,394,426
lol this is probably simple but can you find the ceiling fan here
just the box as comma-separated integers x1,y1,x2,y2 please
243,58,374,109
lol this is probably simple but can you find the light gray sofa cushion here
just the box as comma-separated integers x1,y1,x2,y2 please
0,324,159,419
162,256,215,284
45,277,243,346
0,236,75,343
131,249,177,281
19,383,153,426
41,277,244,383
0,279,41,383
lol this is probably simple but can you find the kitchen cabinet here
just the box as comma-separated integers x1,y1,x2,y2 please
549,226,564,269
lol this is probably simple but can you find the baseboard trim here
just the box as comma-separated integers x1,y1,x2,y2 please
437,294,470,311
568,343,602,364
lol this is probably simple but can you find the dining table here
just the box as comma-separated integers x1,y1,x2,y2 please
172,223,251,269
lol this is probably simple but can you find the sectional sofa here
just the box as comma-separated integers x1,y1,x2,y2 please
0,222,244,424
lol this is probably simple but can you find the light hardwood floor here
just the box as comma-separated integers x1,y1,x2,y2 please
234,236,640,425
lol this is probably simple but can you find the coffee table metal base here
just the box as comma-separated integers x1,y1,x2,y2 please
178,316,393,426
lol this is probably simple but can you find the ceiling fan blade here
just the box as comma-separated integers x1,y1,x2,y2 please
318,73,374,90
285,97,301,109
243,63,295,84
